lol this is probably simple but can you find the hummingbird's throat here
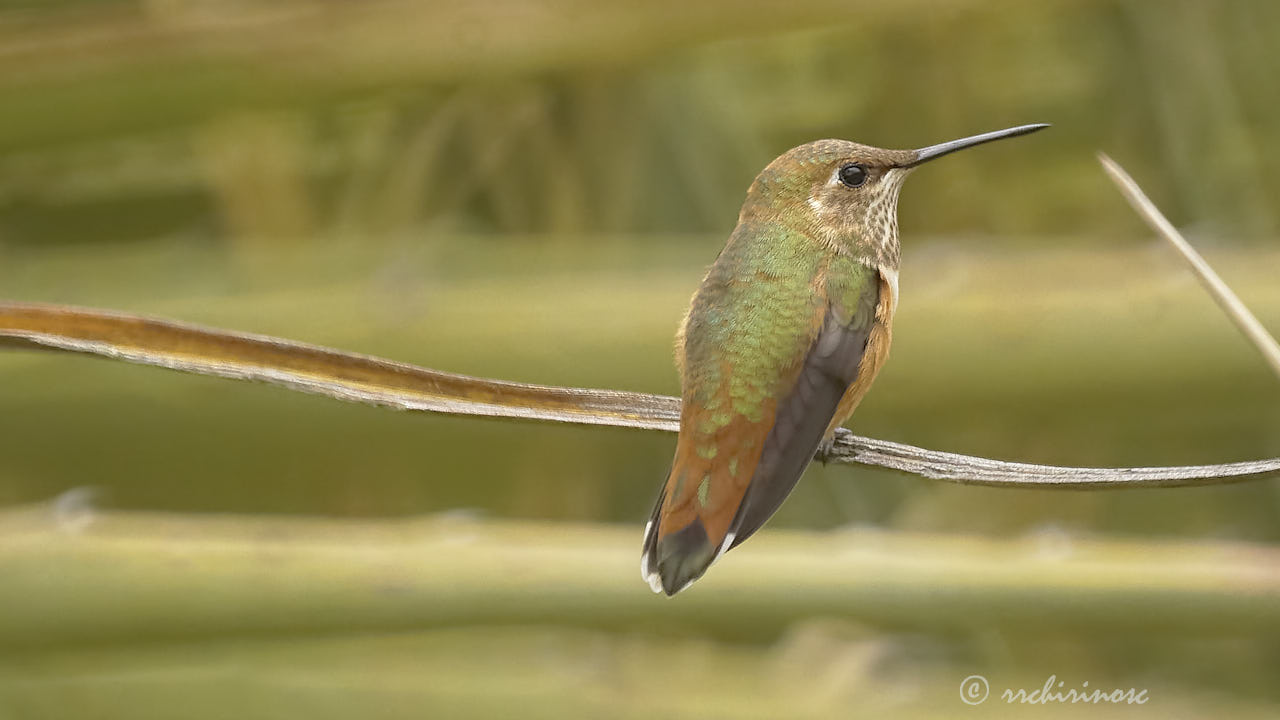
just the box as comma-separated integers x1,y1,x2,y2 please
805,166,908,270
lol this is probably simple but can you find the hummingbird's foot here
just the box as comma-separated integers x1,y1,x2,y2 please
816,434,839,465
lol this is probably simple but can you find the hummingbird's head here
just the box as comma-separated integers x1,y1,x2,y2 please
741,124,1049,267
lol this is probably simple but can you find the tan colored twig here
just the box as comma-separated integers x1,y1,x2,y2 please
1099,153,1280,380
3,301,1277,489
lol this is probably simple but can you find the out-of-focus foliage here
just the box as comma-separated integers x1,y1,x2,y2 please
2,0,1279,246
1,0,1279,717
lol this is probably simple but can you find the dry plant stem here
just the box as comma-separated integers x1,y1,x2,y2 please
1099,153,1280,379
3,302,1278,489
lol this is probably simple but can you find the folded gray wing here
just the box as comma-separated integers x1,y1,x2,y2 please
727,283,880,548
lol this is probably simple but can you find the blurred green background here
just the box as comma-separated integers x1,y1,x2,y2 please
1,0,1279,717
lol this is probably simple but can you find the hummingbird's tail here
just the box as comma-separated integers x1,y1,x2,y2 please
640,486,721,596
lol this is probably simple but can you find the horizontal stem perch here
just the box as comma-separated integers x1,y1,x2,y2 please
0,302,681,430
3,301,1277,488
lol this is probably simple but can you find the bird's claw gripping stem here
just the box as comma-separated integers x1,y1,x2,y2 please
816,435,838,465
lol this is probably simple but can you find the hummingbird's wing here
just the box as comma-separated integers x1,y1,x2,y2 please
643,245,885,595
726,296,879,549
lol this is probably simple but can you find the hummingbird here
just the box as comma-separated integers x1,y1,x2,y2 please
642,123,1049,595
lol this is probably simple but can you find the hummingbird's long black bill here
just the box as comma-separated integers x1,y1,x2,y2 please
903,123,1050,167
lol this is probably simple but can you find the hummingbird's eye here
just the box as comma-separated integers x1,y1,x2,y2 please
837,163,868,188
